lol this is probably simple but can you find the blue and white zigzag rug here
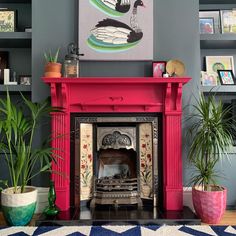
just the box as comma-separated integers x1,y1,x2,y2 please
1,225,236,236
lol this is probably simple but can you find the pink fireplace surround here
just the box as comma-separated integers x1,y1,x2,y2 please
43,77,191,211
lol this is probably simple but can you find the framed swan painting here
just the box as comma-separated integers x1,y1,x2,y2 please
78,0,153,61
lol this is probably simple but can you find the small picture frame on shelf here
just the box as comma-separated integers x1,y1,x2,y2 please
201,71,218,86
218,70,236,85
0,10,16,32
199,18,214,34
0,51,9,84
153,61,166,77
205,56,235,75
199,10,220,33
19,75,31,85
220,10,236,34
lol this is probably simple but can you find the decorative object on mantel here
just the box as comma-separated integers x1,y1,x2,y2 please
44,48,61,78
79,0,153,61
43,180,60,216
152,61,166,78
64,43,84,78
166,59,185,77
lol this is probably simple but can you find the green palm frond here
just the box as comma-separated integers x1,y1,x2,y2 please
0,90,61,193
187,93,235,190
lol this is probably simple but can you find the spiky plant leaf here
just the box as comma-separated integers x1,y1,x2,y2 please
187,93,235,190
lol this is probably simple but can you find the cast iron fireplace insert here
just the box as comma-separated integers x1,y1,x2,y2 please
70,114,162,209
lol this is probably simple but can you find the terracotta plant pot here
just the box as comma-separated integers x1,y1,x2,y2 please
192,185,227,224
1,186,37,226
44,62,62,78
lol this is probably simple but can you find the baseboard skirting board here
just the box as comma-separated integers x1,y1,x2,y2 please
35,187,49,214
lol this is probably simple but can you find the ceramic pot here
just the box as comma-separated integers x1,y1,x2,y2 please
44,62,62,77
1,186,37,226
141,184,151,198
192,185,227,224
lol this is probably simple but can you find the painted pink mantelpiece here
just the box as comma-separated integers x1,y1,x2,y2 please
43,77,191,211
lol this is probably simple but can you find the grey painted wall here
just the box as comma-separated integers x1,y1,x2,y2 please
32,0,76,101
31,0,236,206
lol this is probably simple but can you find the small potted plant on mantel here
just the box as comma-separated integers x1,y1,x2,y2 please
0,91,60,226
44,48,61,78
188,94,235,224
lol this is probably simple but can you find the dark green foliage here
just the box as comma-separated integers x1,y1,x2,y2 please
0,91,61,193
188,94,235,190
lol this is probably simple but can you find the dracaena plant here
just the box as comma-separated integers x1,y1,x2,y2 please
0,91,60,194
188,94,235,191
44,48,60,63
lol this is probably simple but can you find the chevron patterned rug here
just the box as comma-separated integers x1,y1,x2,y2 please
0,225,236,236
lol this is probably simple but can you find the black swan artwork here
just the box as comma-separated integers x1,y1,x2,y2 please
90,0,131,17
87,0,145,52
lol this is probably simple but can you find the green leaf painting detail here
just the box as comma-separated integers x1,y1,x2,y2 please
90,0,124,17
87,35,140,52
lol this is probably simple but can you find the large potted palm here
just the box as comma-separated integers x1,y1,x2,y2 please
0,91,59,226
188,94,234,224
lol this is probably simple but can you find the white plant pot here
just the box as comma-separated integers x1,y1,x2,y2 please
1,186,37,226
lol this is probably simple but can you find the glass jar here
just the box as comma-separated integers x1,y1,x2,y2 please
63,43,84,78
64,54,79,78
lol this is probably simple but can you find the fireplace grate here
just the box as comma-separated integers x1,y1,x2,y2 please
90,177,142,208
96,178,138,192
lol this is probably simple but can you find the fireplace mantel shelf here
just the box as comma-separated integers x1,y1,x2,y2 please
43,77,191,84
44,76,191,211
43,77,191,113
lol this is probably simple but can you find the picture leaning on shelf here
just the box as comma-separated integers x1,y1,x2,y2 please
0,10,16,32
199,11,221,34
205,55,235,76
218,70,236,85
199,18,214,34
221,9,236,34
199,9,236,34
202,56,235,86
201,71,218,86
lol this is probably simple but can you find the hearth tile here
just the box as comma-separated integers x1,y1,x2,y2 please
93,210,110,220
36,206,200,226
108,207,128,220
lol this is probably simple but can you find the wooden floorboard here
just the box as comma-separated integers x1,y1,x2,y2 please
204,210,236,226
0,210,236,226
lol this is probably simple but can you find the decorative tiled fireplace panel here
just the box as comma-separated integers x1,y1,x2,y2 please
139,123,153,199
80,124,93,201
